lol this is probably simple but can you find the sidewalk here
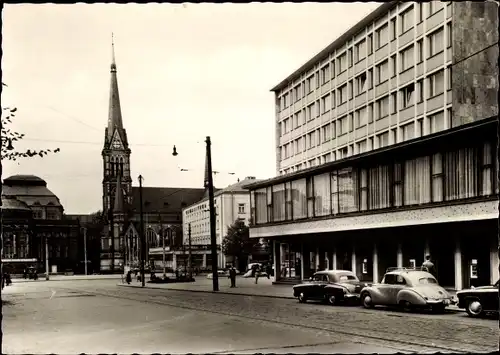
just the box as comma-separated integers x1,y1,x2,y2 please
12,274,123,283
118,275,463,311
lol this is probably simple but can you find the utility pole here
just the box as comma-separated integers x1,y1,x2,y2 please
188,223,192,279
138,175,145,287
206,136,219,291
45,235,49,280
83,227,88,276
160,213,166,277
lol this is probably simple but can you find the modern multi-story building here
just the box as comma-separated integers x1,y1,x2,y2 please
174,176,259,270
246,1,498,291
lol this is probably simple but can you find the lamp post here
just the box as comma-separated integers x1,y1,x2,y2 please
138,175,145,287
82,227,88,276
205,136,219,291
188,223,192,279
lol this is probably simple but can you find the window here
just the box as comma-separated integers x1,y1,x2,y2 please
338,116,348,136
401,6,414,33
313,173,331,217
307,131,315,148
429,70,445,97
391,92,397,114
444,147,477,201
417,79,424,102
348,80,354,100
401,83,415,108
376,60,389,84
356,107,368,127
359,168,368,211
291,178,307,219
307,104,315,121
402,122,415,141
331,171,339,214
417,39,423,63
401,45,414,71
348,114,354,132
355,39,366,62
321,65,330,85
357,140,367,154
447,22,452,48
316,72,320,89
390,18,397,40
272,184,285,222
255,188,267,224
266,187,273,222
321,94,331,114
348,48,353,67
429,110,445,134
368,103,374,123
428,1,444,16
322,124,331,142
330,60,336,78
306,76,314,93
331,91,336,110
447,67,452,90
391,55,397,77
377,131,389,148
337,168,358,213
428,28,444,57
368,165,390,209
285,182,292,219
33,208,43,219
368,69,374,89
393,163,403,207
480,142,493,196
338,84,348,104
338,53,347,73
376,24,388,49
417,2,423,22
356,72,367,95
376,96,389,119
316,129,321,146
431,153,444,202
47,209,59,220
404,156,431,205
294,84,302,101
367,34,373,55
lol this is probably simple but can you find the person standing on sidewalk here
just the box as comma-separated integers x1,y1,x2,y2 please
422,255,436,277
229,267,237,288
254,264,261,284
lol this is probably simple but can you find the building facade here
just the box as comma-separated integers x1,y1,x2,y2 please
247,1,498,291
173,176,259,270
2,175,80,274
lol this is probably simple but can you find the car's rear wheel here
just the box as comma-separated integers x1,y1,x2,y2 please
362,293,373,309
327,294,336,305
466,299,483,317
400,300,413,312
298,292,307,303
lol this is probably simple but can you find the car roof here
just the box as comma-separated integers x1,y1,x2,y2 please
386,270,435,280
315,270,355,277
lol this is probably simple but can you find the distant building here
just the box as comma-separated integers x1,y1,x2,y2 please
1,175,80,274
247,1,498,290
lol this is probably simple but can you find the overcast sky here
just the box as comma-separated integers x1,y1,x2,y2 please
2,2,380,214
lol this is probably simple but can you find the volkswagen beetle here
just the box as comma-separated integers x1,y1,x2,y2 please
292,270,369,305
360,267,454,313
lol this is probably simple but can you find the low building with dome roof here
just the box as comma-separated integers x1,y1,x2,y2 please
2,174,80,275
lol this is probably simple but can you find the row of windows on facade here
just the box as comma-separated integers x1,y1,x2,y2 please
281,105,451,165
3,243,69,259
107,158,127,177
279,7,450,109
185,203,247,221
31,207,62,220
254,141,496,225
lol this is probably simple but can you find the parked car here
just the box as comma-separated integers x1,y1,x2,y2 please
292,270,368,305
360,267,454,313
207,270,227,279
456,280,499,317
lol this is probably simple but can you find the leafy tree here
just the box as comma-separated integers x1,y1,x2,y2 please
221,219,255,269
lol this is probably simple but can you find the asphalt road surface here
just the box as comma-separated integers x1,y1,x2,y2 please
2,280,498,354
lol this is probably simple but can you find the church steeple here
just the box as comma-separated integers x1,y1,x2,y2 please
107,33,124,141
113,174,125,214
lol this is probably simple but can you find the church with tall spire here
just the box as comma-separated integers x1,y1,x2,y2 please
100,35,211,273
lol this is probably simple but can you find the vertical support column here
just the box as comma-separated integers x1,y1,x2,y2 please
373,242,379,284
202,254,207,269
397,242,403,268
273,240,279,283
300,243,305,280
332,248,337,270
454,239,463,291
315,247,320,271
173,253,177,270
325,251,329,270
351,246,356,274
424,238,430,261
490,242,499,285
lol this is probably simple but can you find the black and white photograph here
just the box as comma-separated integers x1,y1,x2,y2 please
1,1,499,354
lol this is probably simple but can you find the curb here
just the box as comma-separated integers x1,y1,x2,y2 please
116,284,465,312
117,283,293,300
13,277,123,283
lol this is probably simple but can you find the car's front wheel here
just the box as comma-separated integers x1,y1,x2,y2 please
361,292,373,309
327,294,336,306
466,299,484,317
298,292,307,303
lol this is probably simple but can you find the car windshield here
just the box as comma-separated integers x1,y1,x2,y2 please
418,277,437,285
338,275,358,282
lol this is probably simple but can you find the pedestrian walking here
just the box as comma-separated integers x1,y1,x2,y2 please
126,270,132,284
265,263,271,279
229,266,237,288
254,264,261,284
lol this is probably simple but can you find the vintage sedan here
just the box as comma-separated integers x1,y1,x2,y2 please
360,268,454,313
456,280,499,317
292,270,368,305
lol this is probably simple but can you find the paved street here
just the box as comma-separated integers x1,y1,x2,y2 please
2,278,498,354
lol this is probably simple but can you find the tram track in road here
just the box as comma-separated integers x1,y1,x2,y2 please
53,285,486,354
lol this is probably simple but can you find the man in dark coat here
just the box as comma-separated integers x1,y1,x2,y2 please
229,267,237,288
